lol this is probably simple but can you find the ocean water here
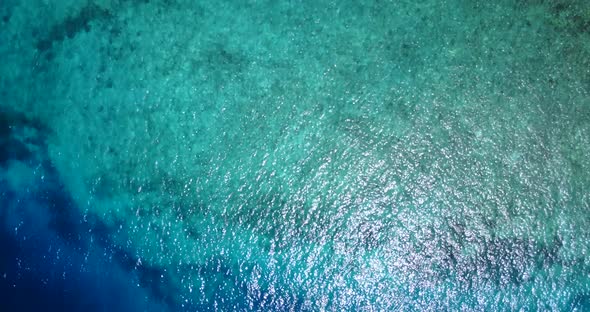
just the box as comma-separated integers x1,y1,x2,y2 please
1,0,590,310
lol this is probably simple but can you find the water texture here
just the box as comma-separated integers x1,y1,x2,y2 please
1,0,590,310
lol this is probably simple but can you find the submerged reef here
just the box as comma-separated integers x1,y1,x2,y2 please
1,0,590,310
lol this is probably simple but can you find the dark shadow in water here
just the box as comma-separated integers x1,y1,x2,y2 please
35,3,112,53
0,110,36,167
570,293,590,310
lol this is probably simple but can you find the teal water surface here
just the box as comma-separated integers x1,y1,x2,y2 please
1,0,590,310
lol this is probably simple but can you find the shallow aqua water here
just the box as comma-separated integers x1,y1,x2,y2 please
1,0,590,311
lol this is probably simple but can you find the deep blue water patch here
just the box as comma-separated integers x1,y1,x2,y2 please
0,199,165,312
0,112,169,312
0,179,169,312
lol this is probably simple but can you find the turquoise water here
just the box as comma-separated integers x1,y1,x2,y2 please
1,0,590,310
